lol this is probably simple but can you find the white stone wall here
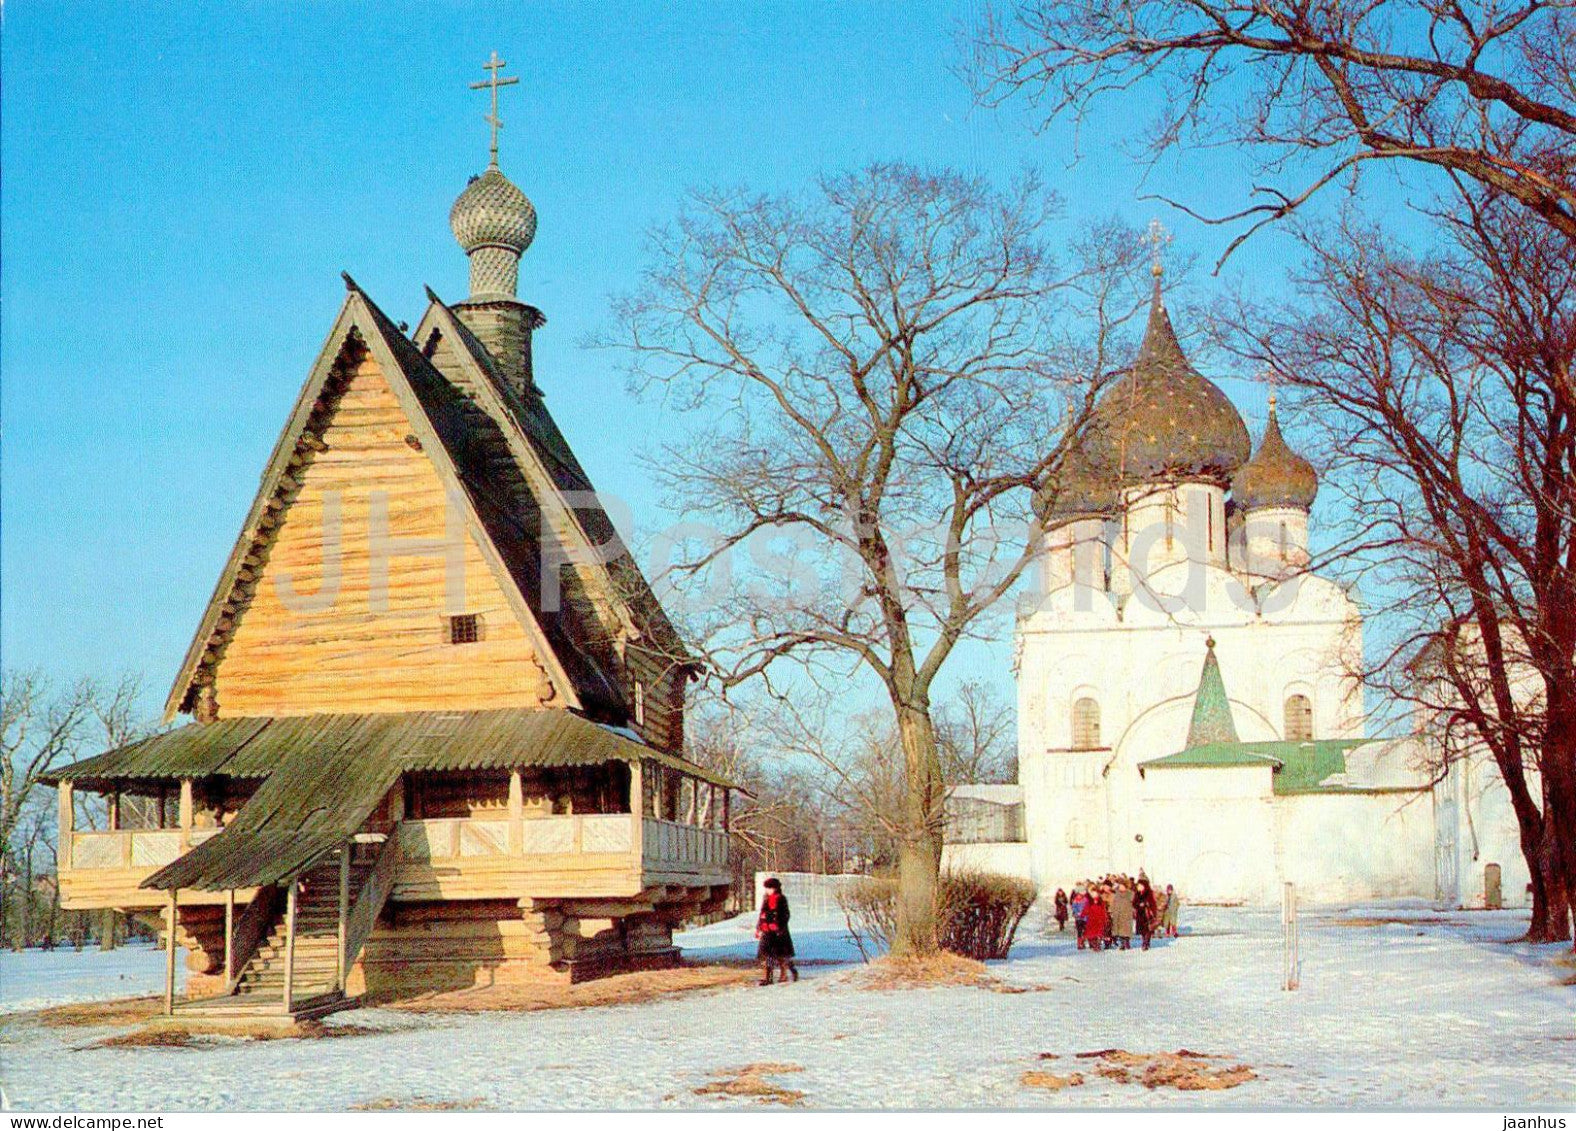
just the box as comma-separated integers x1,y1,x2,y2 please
1436,747,1536,909
1137,765,1279,903
1273,789,1436,903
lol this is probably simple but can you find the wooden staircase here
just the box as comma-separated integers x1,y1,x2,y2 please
175,837,397,1021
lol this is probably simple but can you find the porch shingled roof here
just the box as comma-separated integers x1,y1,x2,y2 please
44,708,740,793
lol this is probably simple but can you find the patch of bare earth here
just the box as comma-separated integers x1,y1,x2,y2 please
389,964,756,1014
693,1062,806,1106
1331,916,1467,928
1027,1050,1257,1092
351,1097,487,1112
28,996,164,1029
83,1019,370,1050
1021,1070,1085,1091
846,952,1053,994
84,1027,200,1050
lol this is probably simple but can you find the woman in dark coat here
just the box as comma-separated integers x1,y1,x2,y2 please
756,877,798,984
1134,878,1159,950
1053,888,1069,932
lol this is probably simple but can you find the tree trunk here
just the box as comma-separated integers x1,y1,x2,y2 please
1526,818,1572,943
1526,710,1576,945
1542,772,1576,949
891,700,945,957
18,854,32,951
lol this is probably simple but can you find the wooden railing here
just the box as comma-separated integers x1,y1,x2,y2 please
69,828,221,870
396,814,634,861
343,834,399,985
223,884,281,995
642,819,729,868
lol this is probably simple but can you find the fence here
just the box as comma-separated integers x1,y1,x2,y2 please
754,870,871,915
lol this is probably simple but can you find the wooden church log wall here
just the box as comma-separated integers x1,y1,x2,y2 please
210,351,560,719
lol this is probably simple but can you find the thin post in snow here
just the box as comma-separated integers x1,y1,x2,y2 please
1282,881,1300,991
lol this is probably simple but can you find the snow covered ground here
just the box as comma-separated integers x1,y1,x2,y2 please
0,903,1570,1111
0,944,186,1015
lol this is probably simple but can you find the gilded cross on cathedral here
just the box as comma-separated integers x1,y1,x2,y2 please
1263,365,1283,411
1142,218,1173,278
470,51,520,167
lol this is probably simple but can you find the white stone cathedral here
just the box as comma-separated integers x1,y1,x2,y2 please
943,270,1529,909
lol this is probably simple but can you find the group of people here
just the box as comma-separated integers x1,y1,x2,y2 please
1052,874,1179,951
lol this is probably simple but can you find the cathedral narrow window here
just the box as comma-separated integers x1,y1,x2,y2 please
1207,492,1216,552
1072,696,1101,749
1279,520,1288,559
1285,693,1314,741
447,613,480,644
1164,495,1175,550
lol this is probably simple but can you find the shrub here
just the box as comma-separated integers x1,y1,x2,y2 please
937,870,1038,960
837,877,897,961
837,871,1037,962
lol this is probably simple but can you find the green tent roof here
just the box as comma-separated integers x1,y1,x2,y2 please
1185,639,1240,747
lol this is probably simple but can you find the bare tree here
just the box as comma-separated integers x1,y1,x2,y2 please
1,672,148,949
936,680,1016,786
1218,186,1576,943
974,1,1576,259
1,672,91,947
606,164,1146,953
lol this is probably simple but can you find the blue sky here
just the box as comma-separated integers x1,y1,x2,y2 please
4,1,1351,717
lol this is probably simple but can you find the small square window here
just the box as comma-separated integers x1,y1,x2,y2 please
447,613,480,645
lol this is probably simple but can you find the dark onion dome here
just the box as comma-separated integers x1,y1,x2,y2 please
1075,280,1251,490
1036,458,1120,523
1231,396,1318,511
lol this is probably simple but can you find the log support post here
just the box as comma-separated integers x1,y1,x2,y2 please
57,782,73,866
224,889,236,989
508,770,524,856
164,890,178,1016
629,760,644,867
337,845,350,992
283,879,298,1013
178,779,194,852
107,790,119,832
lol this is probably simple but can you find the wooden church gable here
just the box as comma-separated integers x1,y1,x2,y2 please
165,280,591,721
414,293,694,669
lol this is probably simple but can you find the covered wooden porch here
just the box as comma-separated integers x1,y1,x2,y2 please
46,707,740,1016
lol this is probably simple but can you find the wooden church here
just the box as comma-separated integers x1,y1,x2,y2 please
45,60,735,1020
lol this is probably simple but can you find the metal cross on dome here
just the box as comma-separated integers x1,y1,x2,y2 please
470,51,520,167
1263,365,1283,411
1142,218,1173,278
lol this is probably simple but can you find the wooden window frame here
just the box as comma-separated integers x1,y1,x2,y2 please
446,613,482,645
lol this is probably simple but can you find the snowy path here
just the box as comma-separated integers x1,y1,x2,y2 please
1,904,1570,1110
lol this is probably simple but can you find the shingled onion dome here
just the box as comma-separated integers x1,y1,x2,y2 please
1231,396,1318,512
1076,279,1251,488
450,164,538,302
